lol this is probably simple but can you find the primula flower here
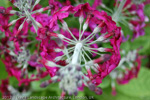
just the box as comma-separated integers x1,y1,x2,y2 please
40,3,122,96
113,0,148,40
0,78,31,99
28,53,44,67
1,44,48,86
92,0,102,9
49,0,63,14
0,79,11,99
130,21,145,40
8,0,51,36
0,7,13,37
109,50,141,95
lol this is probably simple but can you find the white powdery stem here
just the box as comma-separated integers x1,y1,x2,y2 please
23,63,28,70
17,19,27,33
121,65,126,70
130,50,137,61
64,47,70,60
62,21,69,30
117,73,123,79
54,48,62,52
145,16,149,22
8,17,24,26
79,15,84,24
97,36,105,41
9,10,19,14
32,6,50,14
24,7,42,33
93,26,101,35
128,23,134,31
83,23,88,32
8,85,18,94
111,81,116,88
118,57,126,67
79,15,84,41
83,26,101,42
85,65,90,71
110,71,117,79
32,0,41,10
127,61,134,68
58,34,65,39
62,21,77,41
79,23,88,41
9,51,17,57
46,61,58,67
86,60,94,66
71,43,83,65
112,0,127,22
91,65,99,73
101,3,106,8
33,8,44,13
54,56,63,62
97,47,105,52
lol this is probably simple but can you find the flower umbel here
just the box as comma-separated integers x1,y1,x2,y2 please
40,3,122,96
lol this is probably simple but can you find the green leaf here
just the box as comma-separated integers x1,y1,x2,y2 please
144,4,150,17
84,86,142,100
120,41,130,52
84,0,94,6
0,60,8,81
39,0,49,7
0,0,10,8
116,67,150,97
9,77,19,88
65,17,79,28
31,75,61,95
128,26,150,55
99,76,111,89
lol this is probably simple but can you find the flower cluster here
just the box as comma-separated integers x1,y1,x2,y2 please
109,50,141,95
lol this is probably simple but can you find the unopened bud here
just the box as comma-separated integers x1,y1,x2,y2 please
95,87,103,95
40,81,49,88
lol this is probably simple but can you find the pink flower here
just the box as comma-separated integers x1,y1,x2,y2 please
40,39,63,60
49,0,63,14
49,5,73,28
91,27,122,85
92,0,102,9
114,0,147,40
28,54,44,67
40,58,64,77
91,11,117,33
40,3,122,96
0,7,13,37
74,3,94,17
144,0,150,4
0,79,11,98
117,56,141,84
1,53,42,86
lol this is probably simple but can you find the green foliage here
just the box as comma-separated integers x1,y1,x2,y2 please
39,0,49,7
99,76,111,89
130,27,150,55
0,60,8,81
116,67,150,97
84,0,94,6
145,4,150,17
84,87,142,100
0,0,9,8
84,67,150,100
